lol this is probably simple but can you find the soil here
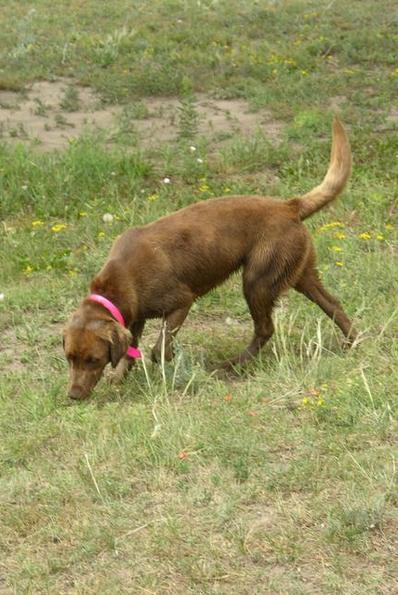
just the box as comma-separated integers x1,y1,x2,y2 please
0,78,284,151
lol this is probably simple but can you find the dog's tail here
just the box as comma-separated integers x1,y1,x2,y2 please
291,116,352,221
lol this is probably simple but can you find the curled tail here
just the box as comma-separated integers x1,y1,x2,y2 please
291,116,352,220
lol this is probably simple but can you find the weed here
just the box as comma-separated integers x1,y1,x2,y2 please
114,105,139,145
128,101,150,120
177,93,200,142
33,98,48,117
8,123,28,138
54,113,74,128
94,25,136,67
60,85,80,112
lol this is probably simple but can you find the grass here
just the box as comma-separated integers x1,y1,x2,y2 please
0,0,397,592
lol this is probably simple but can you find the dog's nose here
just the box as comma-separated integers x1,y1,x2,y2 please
68,385,88,400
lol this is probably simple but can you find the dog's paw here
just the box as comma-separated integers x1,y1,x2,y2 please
220,359,237,371
111,357,133,384
151,346,174,363
110,372,125,385
341,330,361,350
218,358,244,375
221,350,254,370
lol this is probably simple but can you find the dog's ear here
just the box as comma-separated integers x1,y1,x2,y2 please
109,324,132,368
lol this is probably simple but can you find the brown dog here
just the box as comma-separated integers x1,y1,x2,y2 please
63,117,356,399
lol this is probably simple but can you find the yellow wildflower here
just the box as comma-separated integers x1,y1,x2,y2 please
318,221,344,232
334,231,346,240
199,183,210,193
97,231,105,239
79,211,88,217
147,193,159,202
358,232,371,240
51,223,67,233
32,220,44,227
335,261,344,267
24,265,33,274
302,387,325,409
301,70,309,76
385,223,394,231
376,234,385,241
329,245,343,252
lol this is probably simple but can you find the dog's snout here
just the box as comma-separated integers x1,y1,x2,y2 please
68,385,89,400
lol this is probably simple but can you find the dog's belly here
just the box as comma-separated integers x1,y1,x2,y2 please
184,261,240,296
172,235,245,295
141,258,241,318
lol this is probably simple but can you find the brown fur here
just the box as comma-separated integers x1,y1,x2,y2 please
63,117,357,399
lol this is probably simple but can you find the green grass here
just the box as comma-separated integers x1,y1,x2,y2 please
1,0,398,592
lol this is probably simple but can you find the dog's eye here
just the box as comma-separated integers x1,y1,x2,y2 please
86,357,100,367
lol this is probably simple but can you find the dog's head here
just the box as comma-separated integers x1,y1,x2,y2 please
63,302,131,400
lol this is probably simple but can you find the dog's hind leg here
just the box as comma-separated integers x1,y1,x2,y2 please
295,268,357,344
223,274,280,368
223,235,308,369
152,305,192,363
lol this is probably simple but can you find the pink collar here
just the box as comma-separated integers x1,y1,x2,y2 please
88,294,141,359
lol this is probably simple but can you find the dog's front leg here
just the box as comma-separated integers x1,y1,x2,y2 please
151,305,191,363
112,356,133,383
112,319,145,383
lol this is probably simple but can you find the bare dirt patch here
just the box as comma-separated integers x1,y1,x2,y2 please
386,106,398,125
0,78,283,151
0,78,117,150
0,326,29,373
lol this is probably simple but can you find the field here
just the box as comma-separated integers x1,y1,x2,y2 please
0,1,397,593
